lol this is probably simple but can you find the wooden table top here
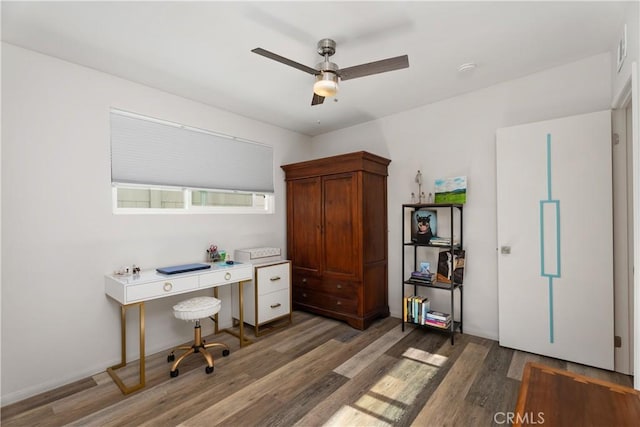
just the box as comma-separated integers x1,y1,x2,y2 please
514,362,640,426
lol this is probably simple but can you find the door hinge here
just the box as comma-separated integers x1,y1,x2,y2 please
614,335,622,348
613,133,620,145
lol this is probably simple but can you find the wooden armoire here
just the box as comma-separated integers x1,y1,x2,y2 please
281,151,390,330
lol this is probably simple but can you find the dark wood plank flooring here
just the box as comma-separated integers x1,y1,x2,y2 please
1,311,633,426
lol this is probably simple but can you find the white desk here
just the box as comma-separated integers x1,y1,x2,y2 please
104,262,252,394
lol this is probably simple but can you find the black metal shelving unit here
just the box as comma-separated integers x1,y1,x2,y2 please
402,203,464,344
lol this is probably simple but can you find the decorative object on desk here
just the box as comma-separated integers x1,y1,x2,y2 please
207,244,221,262
114,266,130,276
428,192,433,203
415,170,423,200
410,192,416,203
436,249,465,284
434,176,467,204
411,209,437,243
114,264,141,276
420,191,426,203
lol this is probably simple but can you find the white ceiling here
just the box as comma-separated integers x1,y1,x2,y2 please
1,1,632,136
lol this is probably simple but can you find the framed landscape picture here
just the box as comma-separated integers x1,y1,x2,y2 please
434,176,467,204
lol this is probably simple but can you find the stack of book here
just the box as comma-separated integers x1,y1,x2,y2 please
425,310,452,329
429,236,453,246
404,295,430,324
409,270,433,284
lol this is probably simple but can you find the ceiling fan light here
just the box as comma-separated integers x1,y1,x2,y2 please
313,72,339,97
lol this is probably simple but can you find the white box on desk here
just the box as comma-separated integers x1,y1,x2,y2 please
234,247,282,265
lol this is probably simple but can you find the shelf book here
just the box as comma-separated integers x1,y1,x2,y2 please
410,270,433,284
404,295,430,325
425,310,451,329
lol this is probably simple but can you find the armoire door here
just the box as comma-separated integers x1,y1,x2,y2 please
288,177,322,276
322,173,360,279
496,110,614,370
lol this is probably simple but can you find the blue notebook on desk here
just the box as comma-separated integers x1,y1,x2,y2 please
156,263,211,275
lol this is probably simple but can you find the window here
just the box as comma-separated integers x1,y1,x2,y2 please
116,186,184,209
110,110,274,214
112,184,273,214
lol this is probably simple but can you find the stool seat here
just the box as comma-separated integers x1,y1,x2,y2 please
168,296,229,378
173,296,221,321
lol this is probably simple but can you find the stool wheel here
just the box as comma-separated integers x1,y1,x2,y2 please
170,369,179,378
167,354,175,363
205,366,214,374
222,349,230,357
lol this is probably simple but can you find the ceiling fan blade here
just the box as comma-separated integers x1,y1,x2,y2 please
338,55,409,81
251,48,318,75
311,93,325,106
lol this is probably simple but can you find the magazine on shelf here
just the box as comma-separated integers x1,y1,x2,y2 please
429,237,453,246
436,249,465,284
410,276,433,282
425,319,451,329
426,310,451,322
411,270,433,280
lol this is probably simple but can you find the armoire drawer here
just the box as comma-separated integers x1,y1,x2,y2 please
292,274,357,297
292,273,321,289
319,278,358,297
293,287,358,314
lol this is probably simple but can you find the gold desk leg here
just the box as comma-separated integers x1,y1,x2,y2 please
107,301,145,394
214,287,220,334
216,280,252,347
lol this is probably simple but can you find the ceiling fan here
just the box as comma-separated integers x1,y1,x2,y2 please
251,38,409,106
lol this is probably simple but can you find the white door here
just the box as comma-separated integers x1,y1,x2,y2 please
497,110,614,370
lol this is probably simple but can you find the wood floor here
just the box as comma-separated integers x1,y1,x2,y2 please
1,311,633,427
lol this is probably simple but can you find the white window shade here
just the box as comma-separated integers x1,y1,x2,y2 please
110,111,274,193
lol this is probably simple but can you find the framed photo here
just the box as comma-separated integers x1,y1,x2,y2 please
411,209,437,243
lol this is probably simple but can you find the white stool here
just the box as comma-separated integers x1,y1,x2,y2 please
168,296,230,378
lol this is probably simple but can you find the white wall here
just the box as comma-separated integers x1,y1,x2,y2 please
311,53,613,341
0,43,311,404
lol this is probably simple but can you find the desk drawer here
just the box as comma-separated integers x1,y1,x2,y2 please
199,266,251,288
257,289,290,323
126,275,198,303
256,263,290,295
